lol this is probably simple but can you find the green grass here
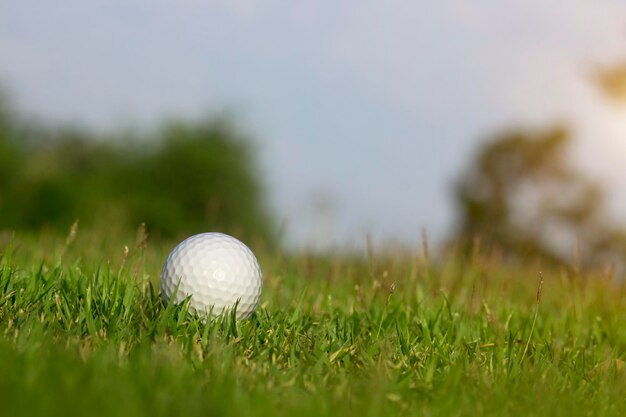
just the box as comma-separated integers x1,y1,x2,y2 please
1,229,625,416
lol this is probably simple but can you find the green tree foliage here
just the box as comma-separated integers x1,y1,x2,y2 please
0,96,275,243
453,126,625,265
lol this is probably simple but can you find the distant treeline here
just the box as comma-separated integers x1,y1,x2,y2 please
0,96,275,242
453,126,626,269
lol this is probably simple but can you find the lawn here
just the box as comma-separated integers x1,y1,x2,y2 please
0,228,625,417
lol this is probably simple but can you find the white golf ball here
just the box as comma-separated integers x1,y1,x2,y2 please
160,232,262,320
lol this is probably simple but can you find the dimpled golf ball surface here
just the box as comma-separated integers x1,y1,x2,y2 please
161,233,262,320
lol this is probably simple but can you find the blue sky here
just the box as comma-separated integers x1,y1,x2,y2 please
1,1,625,248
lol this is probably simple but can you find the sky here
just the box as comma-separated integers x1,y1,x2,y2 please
1,1,625,249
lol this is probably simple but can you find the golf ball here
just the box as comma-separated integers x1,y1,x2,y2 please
160,232,262,320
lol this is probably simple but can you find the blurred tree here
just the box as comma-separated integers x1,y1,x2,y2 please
0,94,275,243
594,64,626,104
115,118,275,240
0,92,21,222
453,127,614,264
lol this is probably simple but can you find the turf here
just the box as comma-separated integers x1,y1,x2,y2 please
1,230,625,417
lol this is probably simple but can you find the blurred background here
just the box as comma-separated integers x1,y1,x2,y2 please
1,1,625,267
